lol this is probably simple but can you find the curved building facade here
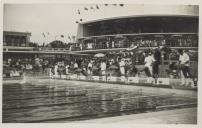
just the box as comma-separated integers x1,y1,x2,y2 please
74,5,198,77
77,4,198,38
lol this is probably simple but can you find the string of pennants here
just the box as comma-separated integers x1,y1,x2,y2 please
41,4,125,43
42,32,76,41
75,4,125,24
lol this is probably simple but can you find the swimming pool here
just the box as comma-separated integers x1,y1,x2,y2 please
3,78,197,123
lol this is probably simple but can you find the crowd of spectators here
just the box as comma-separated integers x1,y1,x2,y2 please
70,35,197,51
3,45,197,86
2,47,191,78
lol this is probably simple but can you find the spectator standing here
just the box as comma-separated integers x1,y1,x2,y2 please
65,64,70,75
54,63,58,76
100,61,106,76
143,51,155,83
49,64,53,78
42,59,46,73
119,59,125,76
144,52,155,76
178,49,192,86
74,61,78,70
153,47,161,83
8,58,12,66
112,41,115,48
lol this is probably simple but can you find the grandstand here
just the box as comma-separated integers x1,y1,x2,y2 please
73,5,198,77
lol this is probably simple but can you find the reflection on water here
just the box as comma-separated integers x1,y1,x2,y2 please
3,81,197,123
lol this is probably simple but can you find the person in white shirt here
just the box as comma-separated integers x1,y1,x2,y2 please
87,61,93,75
112,41,115,48
65,64,70,75
141,51,155,84
49,65,53,78
74,62,78,69
119,59,125,76
54,64,58,76
179,50,190,67
178,49,192,86
100,61,106,75
144,52,155,77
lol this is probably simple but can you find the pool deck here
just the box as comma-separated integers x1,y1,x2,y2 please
75,107,197,124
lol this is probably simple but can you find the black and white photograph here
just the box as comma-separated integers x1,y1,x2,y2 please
1,1,200,126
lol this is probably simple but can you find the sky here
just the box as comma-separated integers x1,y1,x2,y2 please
4,4,131,45
3,4,86,45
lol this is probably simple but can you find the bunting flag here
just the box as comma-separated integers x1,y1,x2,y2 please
90,6,94,10
84,7,88,10
119,4,124,7
75,4,125,23
61,35,64,38
96,5,99,9
77,9,81,14
42,32,46,38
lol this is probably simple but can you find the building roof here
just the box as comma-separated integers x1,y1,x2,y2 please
4,31,31,36
79,5,199,24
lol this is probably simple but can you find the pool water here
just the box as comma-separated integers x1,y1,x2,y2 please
3,79,197,123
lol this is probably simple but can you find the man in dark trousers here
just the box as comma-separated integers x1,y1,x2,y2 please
152,47,161,84
178,49,192,86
